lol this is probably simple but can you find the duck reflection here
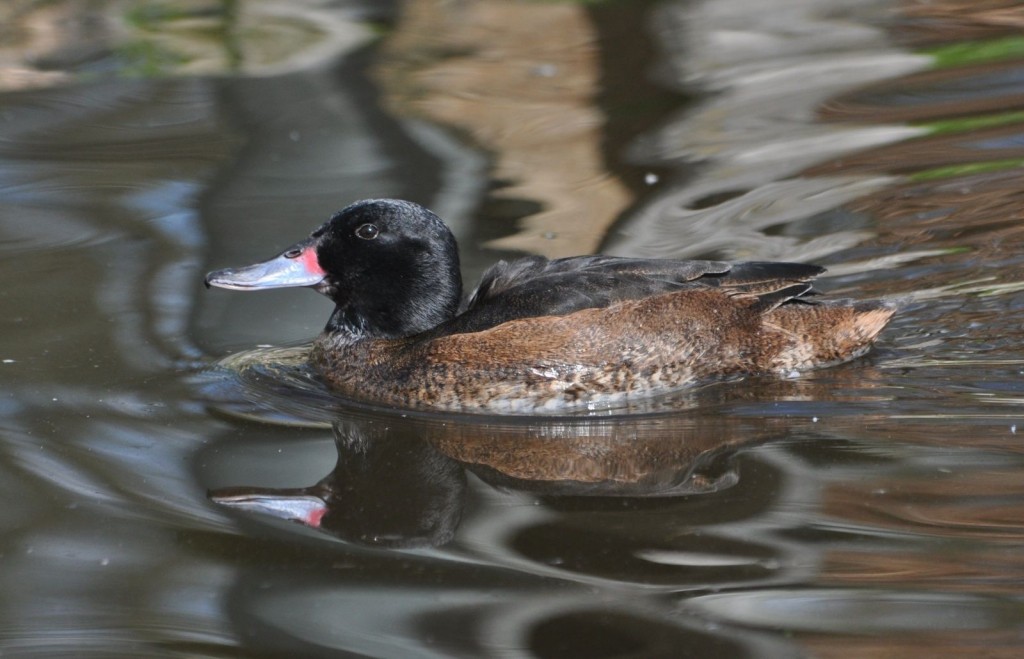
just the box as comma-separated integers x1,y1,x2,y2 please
210,418,467,548
209,411,762,548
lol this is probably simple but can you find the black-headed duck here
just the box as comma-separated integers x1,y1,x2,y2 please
205,199,895,412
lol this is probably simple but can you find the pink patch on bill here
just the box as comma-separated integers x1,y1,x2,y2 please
299,247,326,277
304,504,328,528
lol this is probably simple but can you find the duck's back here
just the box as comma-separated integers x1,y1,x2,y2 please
312,256,894,412
440,256,822,332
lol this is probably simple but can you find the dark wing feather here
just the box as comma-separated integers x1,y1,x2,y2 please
742,283,816,312
466,255,734,306
707,261,825,290
702,261,825,311
443,255,824,335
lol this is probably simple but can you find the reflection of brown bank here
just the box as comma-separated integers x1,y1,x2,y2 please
210,412,772,548
374,0,632,257
897,1,1024,45
806,56,1024,303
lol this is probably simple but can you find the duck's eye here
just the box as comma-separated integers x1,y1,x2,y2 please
355,223,379,240
284,247,302,258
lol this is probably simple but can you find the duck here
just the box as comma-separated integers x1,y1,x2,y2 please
205,199,895,413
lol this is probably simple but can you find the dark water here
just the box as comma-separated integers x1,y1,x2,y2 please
4,0,1024,656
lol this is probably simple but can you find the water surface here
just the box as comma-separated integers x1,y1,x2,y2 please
3,0,1024,656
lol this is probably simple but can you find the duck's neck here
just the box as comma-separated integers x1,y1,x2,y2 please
323,266,462,340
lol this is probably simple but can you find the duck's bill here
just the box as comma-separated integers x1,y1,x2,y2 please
204,240,325,291
210,487,328,528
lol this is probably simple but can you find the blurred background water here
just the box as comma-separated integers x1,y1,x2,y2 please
4,0,1024,656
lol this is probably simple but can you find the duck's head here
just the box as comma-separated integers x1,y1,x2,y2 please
205,199,462,338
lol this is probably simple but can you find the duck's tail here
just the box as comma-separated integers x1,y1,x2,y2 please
762,299,897,372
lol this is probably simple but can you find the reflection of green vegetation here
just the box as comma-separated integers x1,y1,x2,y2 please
365,21,393,37
125,3,189,30
121,0,241,75
116,40,188,77
126,1,236,29
924,110,1024,136
221,0,240,72
524,0,626,4
927,36,1024,68
527,0,623,4
973,280,1024,297
910,158,1024,181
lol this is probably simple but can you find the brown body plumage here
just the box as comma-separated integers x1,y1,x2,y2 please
310,267,894,412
